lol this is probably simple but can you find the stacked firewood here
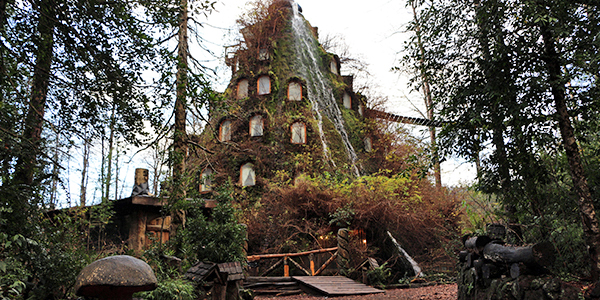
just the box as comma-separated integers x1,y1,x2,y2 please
459,235,555,281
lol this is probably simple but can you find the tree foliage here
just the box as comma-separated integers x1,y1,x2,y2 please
404,0,600,277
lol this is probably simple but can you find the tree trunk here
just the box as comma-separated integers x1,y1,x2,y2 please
49,125,60,209
80,133,90,207
170,0,188,238
411,2,441,189
104,103,116,201
0,0,6,105
540,22,600,281
13,0,55,186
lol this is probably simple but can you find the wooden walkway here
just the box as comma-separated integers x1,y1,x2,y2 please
293,276,384,296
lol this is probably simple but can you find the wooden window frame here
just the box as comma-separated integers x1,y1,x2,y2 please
257,75,271,95
240,162,256,187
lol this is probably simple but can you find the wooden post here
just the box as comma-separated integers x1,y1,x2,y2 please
283,257,290,277
212,281,226,300
337,228,349,273
127,210,147,254
309,253,315,276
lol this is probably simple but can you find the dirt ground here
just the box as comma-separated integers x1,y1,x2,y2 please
256,284,458,300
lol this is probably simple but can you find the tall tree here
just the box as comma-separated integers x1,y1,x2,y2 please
408,1,441,189
1,0,163,234
170,0,190,234
405,0,600,276
532,0,600,279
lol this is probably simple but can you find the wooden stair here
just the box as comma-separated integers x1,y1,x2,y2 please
243,277,303,296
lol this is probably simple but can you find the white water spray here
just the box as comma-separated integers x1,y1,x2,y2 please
290,2,360,176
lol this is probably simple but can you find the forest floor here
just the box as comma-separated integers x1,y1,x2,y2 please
255,283,458,300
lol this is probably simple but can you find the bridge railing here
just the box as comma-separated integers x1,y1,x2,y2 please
247,247,338,277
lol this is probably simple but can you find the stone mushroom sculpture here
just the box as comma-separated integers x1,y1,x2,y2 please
74,255,157,300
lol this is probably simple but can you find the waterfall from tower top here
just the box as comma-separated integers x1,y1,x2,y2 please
290,2,360,176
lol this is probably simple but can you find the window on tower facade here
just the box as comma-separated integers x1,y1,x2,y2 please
237,79,249,99
291,122,306,144
259,49,269,60
343,92,351,109
200,168,213,193
288,82,302,101
219,120,232,142
330,60,338,75
240,163,256,187
250,115,263,137
364,137,372,152
258,75,271,95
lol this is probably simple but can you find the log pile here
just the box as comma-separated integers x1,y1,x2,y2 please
459,235,555,282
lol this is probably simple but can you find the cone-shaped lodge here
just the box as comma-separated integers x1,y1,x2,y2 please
192,0,380,193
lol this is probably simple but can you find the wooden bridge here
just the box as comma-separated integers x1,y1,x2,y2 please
367,108,446,127
245,246,383,297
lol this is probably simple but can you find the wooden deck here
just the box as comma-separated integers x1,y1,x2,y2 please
293,276,384,296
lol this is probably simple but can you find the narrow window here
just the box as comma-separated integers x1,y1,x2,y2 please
258,75,271,95
200,168,213,193
291,122,306,144
250,115,263,137
343,92,351,109
240,163,255,187
219,120,232,142
288,82,302,101
237,79,249,99
258,49,269,60
330,60,338,75
358,104,364,116
364,137,372,152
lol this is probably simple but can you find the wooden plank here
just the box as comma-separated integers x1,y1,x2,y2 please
131,196,216,208
293,276,384,296
132,196,167,206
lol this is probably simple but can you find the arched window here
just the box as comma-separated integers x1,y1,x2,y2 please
250,115,263,137
291,122,306,144
219,120,232,142
200,168,213,193
330,60,338,75
240,163,255,187
343,92,351,109
364,137,372,152
258,75,271,95
237,79,249,99
288,82,302,101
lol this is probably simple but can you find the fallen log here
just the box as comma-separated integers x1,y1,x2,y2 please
465,236,493,254
483,241,555,267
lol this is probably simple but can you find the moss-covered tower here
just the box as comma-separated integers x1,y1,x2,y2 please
193,0,373,193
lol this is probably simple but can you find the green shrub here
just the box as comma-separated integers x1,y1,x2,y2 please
136,278,196,300
366,263,392,288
